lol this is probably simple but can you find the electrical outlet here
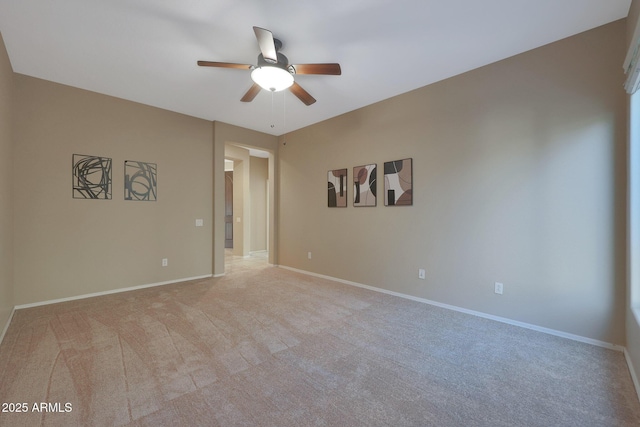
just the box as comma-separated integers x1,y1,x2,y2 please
418,269,426,279
308,252,312,260
494,282,503,295
195,219,204,227
162,258,168,267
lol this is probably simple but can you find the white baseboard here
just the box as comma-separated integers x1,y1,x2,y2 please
625,348,640,403
278,265,625,352
0,306,16,346
14,274,213,310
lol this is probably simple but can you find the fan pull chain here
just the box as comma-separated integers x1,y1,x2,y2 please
282,90,287,145
270,90,275,129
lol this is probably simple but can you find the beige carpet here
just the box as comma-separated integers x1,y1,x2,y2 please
1,255,640,426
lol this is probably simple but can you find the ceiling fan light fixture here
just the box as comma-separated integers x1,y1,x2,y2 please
251,66,294,92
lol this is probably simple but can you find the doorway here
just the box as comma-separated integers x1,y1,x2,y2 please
223,145,270,261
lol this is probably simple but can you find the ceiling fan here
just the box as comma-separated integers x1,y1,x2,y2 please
198,27,341,106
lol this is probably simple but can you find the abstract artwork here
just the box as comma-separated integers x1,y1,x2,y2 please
384,158,412,206
328,168,347,207
72,154,112,199
125,160,157,201
353,164,377,207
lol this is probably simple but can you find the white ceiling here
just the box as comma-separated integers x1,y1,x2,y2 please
0,0,632,136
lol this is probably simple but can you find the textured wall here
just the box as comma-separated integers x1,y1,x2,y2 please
12,75,214,305
250,156,268,252
0,33,14,334
278,21,628,344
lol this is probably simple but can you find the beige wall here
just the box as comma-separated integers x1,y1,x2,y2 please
250,156,268,252
226,144,250,257
279,20,628,344
12,75,214,305
0,33,14,332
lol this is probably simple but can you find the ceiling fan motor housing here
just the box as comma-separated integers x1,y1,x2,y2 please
256,52,294,74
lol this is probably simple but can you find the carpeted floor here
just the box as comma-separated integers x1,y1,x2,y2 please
1,254,640,426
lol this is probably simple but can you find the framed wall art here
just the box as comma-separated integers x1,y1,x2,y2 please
353,164,377,207
384,158,412,206
125,160,157,201
72,154,112,200
328,168,347,207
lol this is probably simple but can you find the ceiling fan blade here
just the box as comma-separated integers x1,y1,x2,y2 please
240,83,261,102
197,61,253,70
289,82,316,106
253,27,278,63
291,63,342,75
